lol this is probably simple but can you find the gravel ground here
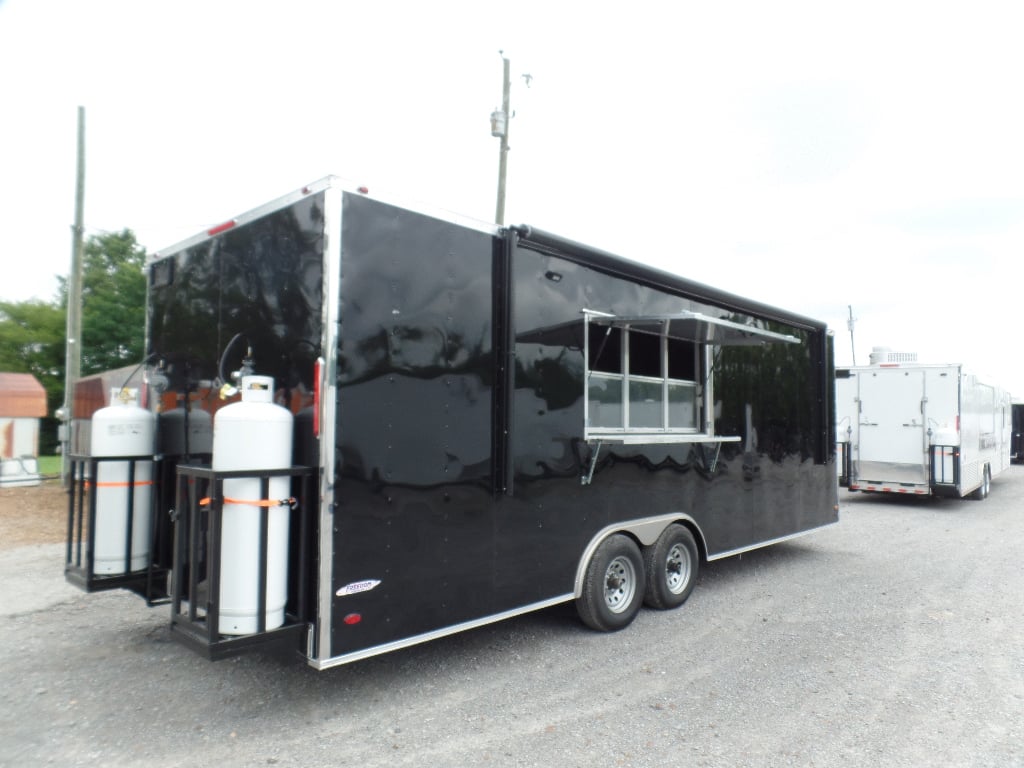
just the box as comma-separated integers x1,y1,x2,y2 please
1,470,1022,767
0,480,67,550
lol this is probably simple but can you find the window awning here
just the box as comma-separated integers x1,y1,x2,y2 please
584,309,799,346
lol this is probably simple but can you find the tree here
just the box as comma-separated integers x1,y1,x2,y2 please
0,229,149,454
68,229,148,376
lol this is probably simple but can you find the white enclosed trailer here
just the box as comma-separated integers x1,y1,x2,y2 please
836,348,1011,499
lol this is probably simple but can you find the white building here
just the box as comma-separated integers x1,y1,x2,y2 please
0,372,47,487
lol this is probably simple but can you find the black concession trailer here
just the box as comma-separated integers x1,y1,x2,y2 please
65,177,839,668
1012,402,1024,463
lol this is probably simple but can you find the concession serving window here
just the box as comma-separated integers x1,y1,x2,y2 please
583,308,800,447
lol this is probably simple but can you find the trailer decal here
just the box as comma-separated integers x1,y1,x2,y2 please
336,580,382,597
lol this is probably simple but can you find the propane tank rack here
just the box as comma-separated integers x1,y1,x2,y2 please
169,463,314,660
64,454,171,605
930,444,961,491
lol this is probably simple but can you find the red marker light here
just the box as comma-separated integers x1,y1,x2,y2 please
343,613,362,625
207,219,236,236
357,186,369,195
313,357,322,436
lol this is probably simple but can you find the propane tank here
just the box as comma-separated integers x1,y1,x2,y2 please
90,388,156,575
157,400,213,457
155,399,214,570
212,375,293,635
292,405,317,468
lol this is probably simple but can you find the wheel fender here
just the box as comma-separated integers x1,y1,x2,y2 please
573,514,705,598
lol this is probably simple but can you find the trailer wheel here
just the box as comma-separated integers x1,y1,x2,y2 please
972,464,991,500
576,534,645,632
642,524,699,610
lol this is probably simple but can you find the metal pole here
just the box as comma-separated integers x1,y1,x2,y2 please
495,55,510,225
61,106,86,485
847,305,856,366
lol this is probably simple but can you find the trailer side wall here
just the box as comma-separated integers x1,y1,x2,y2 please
329,194,500,655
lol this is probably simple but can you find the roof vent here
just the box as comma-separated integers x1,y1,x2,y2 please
869,346,918,365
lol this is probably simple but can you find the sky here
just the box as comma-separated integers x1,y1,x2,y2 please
2,0,1023,394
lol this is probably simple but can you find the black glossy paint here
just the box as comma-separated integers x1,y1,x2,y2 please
1012,403,1024,462
327,194,837,658
144,184,837,663
502,240,834,596
146,194,325,621
148,194,325,398
330,194,498,653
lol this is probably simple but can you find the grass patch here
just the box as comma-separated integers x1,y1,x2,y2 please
37,455,63,476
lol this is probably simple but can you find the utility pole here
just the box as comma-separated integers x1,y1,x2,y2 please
491,52,511,225
847,305,857,366
60,106,86,484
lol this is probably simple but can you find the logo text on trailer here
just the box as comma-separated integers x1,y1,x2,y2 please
336,579,382,597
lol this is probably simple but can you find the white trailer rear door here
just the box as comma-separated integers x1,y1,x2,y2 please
857,368,928,486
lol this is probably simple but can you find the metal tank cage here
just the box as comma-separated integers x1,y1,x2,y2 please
64,454,171,605
168,463,314,660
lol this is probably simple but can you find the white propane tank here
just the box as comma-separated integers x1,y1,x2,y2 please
212,375,294,635
90,388,156,574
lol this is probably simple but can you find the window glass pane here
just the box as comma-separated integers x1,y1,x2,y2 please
667,337,697,380
629,331,661,378
629,378,663,429
588,326,622,374
668,381,697,429
588,374,623,428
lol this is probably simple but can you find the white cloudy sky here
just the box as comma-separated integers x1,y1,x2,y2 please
2,0,1023,393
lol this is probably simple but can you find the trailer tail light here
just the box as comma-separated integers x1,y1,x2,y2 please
313,357,323,436
343,613,362,625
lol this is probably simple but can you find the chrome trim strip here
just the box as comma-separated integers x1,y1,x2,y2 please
314,184,343,663
309,594,574,670
149,175,500,261
582,308,799,345
318,175,499,236
149,176,338,259
706,521,837,562
583,431,741,445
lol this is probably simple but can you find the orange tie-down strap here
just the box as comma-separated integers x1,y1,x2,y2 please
199,496,297,509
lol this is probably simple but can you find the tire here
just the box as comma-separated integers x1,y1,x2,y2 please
972,464,991,500
643,524,699,610
576,534,645,632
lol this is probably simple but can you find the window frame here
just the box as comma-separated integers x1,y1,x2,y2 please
582,308,799,445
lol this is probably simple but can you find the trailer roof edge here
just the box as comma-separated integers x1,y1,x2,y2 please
511,225,826,333
148,176,501,262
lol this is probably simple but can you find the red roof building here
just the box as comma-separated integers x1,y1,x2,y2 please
0,373,47,419
0,372,47,459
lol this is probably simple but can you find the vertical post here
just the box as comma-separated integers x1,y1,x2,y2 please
495,55,511,225
847,305,856,366
62,106,86,484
